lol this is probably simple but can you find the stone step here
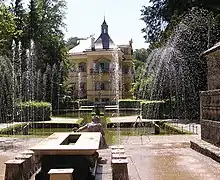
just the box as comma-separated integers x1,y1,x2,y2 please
190,140,220,163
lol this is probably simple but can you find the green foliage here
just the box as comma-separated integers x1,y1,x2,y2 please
19,101,51,108
15,101,52,122
0,4,16,55
141,0,220,47
119,99,141,108
141,101,167,119
66,37,79,50
133,48,151,62
76,99,94,106
0,56,15,123
32,0,67,69
0,123,27,135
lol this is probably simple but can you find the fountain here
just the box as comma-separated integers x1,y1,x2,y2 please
140,8,211,121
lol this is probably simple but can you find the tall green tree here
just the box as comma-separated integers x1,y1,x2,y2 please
0,3,16,55
141,0,220,47
11,0,26,43
33,0,67,69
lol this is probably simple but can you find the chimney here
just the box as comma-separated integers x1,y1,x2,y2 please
91,36,95,51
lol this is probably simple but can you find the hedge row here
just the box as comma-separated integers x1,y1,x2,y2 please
14,101,52,122
141,101,168,119
119,99,142,109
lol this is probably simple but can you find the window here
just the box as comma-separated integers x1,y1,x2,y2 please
123,66,130,74
80,82,86,90
95,61,110,72
95,82,105,90
99,63,105,70
78,62,86,72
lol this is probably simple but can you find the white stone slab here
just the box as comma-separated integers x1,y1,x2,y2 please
30,132,101,155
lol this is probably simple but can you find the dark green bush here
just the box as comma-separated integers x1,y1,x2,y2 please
76,99,94,107
0,123,28,135
15,101,52,122
141,101,168,119
119,99,142,109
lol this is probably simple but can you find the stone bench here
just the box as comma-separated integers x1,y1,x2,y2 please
4,159,25,180
21,149,40,172
15,154,33,179
48,168,74,180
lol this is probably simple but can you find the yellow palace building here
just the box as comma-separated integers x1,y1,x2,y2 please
68,19,134,103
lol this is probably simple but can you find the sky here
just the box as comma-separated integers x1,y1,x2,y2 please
19,0,150,49
65,0,149,49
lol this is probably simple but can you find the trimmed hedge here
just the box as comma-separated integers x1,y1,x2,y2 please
74,99,94,108
119,99,142,109
0,123,28,135
14,101,52,122
141,101,168,119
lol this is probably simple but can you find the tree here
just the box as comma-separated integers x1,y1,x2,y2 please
34,0,67,69
133,48,151,63
28,0,39,41
66,37,79,50
0,4,16,55
141,0,220,47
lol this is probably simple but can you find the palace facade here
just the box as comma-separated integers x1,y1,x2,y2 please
68,20,134,103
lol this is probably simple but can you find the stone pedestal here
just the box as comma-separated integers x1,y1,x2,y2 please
21,149,39,172
48,169,74,180
4,159,25,180
15,154,33,179
111,159,129,180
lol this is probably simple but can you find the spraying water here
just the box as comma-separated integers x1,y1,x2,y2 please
112,48,121,145
139,9,215,121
